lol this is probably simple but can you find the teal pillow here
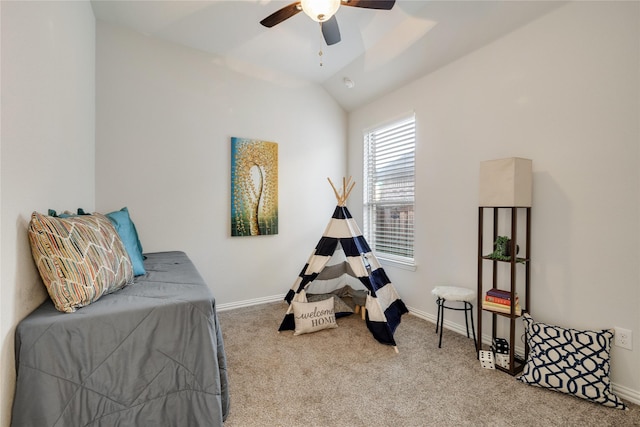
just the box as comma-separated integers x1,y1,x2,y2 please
106,207,145,276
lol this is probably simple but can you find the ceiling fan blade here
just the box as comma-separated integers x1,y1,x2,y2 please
260,2,302,28
342,0,395,10
321,15,341,46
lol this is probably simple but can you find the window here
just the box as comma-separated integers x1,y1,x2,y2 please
363,114,415,265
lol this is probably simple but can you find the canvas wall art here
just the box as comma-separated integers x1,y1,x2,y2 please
231,137,278,236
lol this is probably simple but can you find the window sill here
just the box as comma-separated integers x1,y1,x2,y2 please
378,257,417,272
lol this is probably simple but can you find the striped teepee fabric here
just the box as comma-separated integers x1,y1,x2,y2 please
280,205,408,347
28,211,134,313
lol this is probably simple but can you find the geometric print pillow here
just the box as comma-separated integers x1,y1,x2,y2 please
517,313,626,409
28,211,134,313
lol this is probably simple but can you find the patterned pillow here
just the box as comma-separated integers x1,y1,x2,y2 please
28,211,134,313
517,313,626,409
292,297,338,336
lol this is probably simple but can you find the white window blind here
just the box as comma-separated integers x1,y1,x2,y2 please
363,114,415,264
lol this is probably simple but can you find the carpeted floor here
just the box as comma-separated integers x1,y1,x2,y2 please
218,302,639,426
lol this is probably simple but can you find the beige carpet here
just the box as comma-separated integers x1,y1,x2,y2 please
218,302,639,426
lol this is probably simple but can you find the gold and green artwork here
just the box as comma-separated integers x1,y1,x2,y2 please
231,137,278,236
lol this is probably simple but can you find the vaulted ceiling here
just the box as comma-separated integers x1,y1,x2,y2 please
91,0,565,111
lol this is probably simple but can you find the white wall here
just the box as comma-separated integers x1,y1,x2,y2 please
0,1,96,425
2,1,638,422
95,22,347,306
348,1,640,399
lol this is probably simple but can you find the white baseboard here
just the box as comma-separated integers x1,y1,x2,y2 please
216,294,285,312
406,306,640,406
612,383,640,406
406,306,436,324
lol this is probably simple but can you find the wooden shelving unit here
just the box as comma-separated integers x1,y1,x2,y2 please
477,206,531,375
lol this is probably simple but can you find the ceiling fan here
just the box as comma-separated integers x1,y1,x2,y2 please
260,0,396,46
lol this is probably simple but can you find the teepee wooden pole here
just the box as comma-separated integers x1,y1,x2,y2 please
328,178,341,204
328,176,356,206
344,180,356,203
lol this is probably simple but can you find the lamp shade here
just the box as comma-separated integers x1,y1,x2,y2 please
301,0,341,22
479,157,532,207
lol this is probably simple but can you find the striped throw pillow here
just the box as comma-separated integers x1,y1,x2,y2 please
28,211,134,313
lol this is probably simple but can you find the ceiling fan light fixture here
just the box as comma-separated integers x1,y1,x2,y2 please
301,0,341,22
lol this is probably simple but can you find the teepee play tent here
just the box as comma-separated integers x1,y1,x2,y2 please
279,177,409,350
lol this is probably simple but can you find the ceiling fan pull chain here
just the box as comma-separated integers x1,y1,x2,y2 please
318,23,324,67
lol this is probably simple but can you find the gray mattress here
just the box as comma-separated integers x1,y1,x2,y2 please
12,251,229,427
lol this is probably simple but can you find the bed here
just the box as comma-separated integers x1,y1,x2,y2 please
12,251,229,427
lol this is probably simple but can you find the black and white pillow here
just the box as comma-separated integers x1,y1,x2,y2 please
292,297,338,336
517,313,626,409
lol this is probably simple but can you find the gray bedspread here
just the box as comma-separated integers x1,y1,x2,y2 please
12,251,229,427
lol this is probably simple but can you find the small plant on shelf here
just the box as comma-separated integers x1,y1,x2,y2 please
486,236,524,262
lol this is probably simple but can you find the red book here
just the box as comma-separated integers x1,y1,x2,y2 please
485,295,518,305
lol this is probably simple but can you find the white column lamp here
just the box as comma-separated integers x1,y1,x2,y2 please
479,157,532,207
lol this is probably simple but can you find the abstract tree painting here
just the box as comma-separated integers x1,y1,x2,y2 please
231,137,278,236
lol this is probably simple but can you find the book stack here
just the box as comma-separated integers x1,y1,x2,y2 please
483,288,521,315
